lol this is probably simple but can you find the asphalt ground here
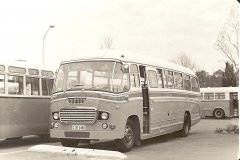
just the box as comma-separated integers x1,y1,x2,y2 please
0,118,238,160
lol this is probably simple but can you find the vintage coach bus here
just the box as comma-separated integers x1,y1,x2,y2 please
0,63,54,139
50,51,201,152
200,87,238,119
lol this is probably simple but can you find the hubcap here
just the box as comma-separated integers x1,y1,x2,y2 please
217,111,222,116
124,125,133,144
215,110,223,118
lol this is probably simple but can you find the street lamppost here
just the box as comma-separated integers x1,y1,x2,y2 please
42,25,54,65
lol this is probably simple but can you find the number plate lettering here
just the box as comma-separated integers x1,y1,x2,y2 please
72,125,86,131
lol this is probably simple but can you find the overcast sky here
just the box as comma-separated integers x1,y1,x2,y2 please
0,0,238,73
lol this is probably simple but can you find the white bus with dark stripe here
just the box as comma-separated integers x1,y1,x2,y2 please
200,87,238,119
0,63,54,140
50,50,201,152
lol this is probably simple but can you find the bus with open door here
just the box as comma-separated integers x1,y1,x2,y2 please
50,51,201,152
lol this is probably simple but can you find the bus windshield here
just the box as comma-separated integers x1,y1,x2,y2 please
54,61,129,93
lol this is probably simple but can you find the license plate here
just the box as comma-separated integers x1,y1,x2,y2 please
72,125,86,131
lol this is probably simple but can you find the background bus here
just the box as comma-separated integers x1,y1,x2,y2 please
50,51,201,152
0,63,54,139
200,87,239,119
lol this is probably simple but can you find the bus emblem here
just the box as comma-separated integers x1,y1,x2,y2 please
68,97,86,104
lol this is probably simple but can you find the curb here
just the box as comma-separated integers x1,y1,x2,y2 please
28,145,127,160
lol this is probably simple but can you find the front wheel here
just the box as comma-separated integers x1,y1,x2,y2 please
115,120,135,152
178,113,191,137
60,139,79,147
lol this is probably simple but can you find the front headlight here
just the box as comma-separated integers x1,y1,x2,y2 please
98,111,110,120
101,112,109,120
52,112,59,120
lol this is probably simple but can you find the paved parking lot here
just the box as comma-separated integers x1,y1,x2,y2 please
0,118,238,160
126,118,238,160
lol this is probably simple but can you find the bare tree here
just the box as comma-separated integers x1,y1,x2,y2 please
100,35,113,49
171,52,196,71
215,7,239,71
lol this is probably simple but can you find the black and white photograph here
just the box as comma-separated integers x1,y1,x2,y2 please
0,0,239,160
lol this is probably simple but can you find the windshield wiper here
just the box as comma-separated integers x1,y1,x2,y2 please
52,90,64,94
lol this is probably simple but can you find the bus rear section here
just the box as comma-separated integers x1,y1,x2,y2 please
200,87,238,119
0,64,54,139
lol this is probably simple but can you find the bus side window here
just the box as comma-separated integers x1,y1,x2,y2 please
183,75,191,91
112,63,130,92
215,93,225,99
147,70,158,88
163,70,168,88
0,74,4,94
157,69,164,88
130,64,140,88
174,72,183,90
8,75,24,95
201,93,203,99
191,77,200,92
42,78,54,95
204,93,214,100
167,71,174,89
26,77,40,95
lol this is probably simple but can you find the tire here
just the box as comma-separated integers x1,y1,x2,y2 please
115,120,135,152
213,109,225,119
60,139,79,147
178,113,191,137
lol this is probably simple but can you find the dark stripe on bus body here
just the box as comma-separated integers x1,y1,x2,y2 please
148,92,200,99
201,100,229,102
51,92,127,101
51,91,199,102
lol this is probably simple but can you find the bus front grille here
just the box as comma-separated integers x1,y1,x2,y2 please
59,108,97,123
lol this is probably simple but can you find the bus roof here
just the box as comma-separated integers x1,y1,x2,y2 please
200,87,239,93
62,49,196,76
0,61,55,71
0,61,55,77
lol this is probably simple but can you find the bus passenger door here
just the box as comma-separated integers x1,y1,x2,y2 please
231,92,238,117
139,65,150,133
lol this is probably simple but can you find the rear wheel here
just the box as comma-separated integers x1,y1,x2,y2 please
60,139,79,147
178,113,191,137
213,109,225,119
115,120,135,152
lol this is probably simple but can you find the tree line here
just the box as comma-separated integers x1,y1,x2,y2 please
196,61,238,88
99,7,239,89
